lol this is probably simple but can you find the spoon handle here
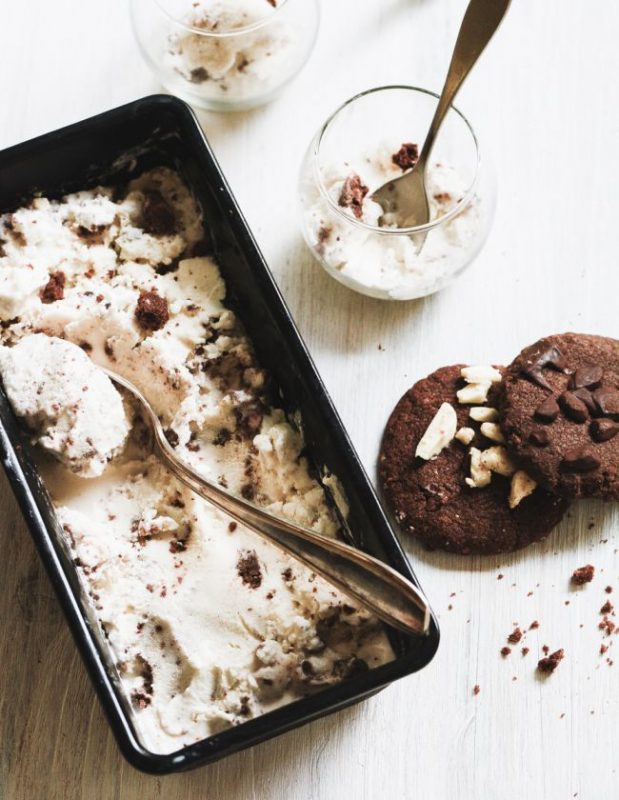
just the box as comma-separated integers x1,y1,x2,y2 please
158,428,430,636
419,0,511,165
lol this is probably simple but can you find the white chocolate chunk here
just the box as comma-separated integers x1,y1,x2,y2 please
461,365,502,384
457,382,492,404
469,406,499,423
415,402,457,460
509,470,537,509
455,426,475,446
480,422,505,443
465,447,492,488
480,446,517,477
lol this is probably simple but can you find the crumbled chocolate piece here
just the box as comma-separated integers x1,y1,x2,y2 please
559,391,589,423
40,271,66,304
141,190,177,236
571,564,595,585
537,648,564,674
535,395,560,423
590,419,619,443
592,387,619,420
606,585,613,594
392,142,419,171
570,364,604,391
529,620,540,630
282,567,293,582
237,550,262,589
131,689,152,709
473,684,480,696
169,539,187,554
529,428,550,446
522,647,530,656
571,387,598,415
213,428,232,447
561,446,601,472
508,627,523,644
601,600,614,615
135,290,169,331
522,345,569,391
338,174,369,220
164,428,179,448
228,522,237,533
500,646,511,657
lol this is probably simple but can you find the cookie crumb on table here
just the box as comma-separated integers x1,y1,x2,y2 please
537,649,564,674
571,564,595,585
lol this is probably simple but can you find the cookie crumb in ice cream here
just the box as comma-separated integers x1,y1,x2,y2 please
571,564,595,585
164,428,180,448
237,550,262,588
605,585,613,593
141,190,177,236
473,684,480,696
338,174,369,220
529,620,540,630
135,290,170,331
601,600,614,614
537,648,564,674
500,646,511,657
40,271,66,304
392,142,419,171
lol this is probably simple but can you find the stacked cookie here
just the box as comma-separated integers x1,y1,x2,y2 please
379,333,619,555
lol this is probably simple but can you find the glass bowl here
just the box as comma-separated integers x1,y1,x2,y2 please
298,86,496,300
130,0,320,112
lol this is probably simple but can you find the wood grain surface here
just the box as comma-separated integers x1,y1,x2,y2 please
1,1,618,798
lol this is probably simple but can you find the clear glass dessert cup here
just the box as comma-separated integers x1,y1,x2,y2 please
130,0,320,112
298,86,496,301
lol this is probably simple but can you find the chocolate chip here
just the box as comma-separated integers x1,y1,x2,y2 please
570,364,603,390
593,387,619,420
572,387,598,415
561,446,601,472
590,419,619,443
522,345,569,390
535,395,560,423
529,428,550,447
338,174,369,220
559,391,589,423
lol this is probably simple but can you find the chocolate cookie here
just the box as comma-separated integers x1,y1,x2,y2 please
500,333,619,500
379,365,570,555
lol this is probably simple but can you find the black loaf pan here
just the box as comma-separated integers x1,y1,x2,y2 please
0,95,439,774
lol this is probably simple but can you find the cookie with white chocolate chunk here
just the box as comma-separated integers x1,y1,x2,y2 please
499,333,619,500
379,365,570,555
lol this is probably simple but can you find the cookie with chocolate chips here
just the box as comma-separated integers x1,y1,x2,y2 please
379,365,569,555
500,333,619,500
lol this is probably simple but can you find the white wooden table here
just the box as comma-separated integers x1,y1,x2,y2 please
1,1,618,797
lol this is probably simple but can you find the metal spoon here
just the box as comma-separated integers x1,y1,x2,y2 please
371,0,511,234
105,368,430,636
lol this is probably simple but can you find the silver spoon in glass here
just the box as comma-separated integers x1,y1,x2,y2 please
370,0,511,236
105,368,431,637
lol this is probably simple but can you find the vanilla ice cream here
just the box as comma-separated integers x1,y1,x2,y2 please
0,335,130,477
165,0,299,106
0,167,393,753
300,141,486,300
